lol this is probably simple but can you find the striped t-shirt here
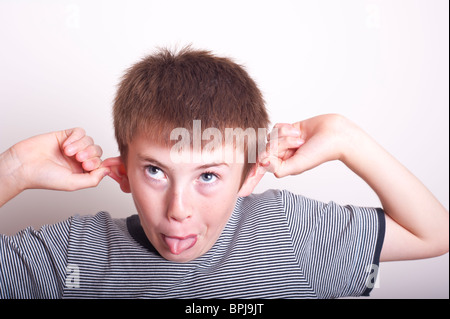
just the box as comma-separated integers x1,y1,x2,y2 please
0,189,384,299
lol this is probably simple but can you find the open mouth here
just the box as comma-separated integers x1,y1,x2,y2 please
162,234,198,255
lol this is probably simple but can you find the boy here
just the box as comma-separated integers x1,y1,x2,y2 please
0,47,448,298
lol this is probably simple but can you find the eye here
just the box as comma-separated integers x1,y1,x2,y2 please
199,172,218,184
145,165,166,180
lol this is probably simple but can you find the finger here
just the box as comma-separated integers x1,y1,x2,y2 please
272,142,322,178
258,154,283,175
260,153,300,178
101,157,123,169
268,136,304,151
81,157,102,172
272,154,307,178
260,136,305,178
64,167,110,191
64,135,95,157
101,157,126,184
75,144,103,163
268,124,301,141
61,128,86,149
278,124,301,137
266,136,304,158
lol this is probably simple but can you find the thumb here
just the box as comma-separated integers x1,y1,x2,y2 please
266,150,317,178
271,156,302,178
64,167,110,191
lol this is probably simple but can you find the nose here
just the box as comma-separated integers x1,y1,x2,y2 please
166,188,192,222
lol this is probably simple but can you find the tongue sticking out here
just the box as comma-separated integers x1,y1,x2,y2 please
163,235,197,255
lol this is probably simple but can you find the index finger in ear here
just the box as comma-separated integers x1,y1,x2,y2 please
100,157,126,185
101,156,123,168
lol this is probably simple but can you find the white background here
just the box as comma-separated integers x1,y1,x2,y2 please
0,0,448,298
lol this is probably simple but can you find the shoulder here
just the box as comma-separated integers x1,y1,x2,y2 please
71,211,130,228
240,189,282,202
1,216,73,248
69,211,130,244
240,189,323,215
236,189,319,226
238,189,284,214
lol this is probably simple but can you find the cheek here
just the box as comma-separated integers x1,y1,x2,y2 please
201,192,237,227
129,177,164,221
199,175,242,223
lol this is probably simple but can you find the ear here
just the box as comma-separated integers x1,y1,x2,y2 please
237,164,266,197
102,157,131,193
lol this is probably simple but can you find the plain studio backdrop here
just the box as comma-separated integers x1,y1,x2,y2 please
0,0,448,299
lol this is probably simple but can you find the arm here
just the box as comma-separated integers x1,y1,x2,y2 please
0,128,110,208
261,114,449,261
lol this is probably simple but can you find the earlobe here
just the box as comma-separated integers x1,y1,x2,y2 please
118,173,131,194
237,164,266,197
102,157,131,193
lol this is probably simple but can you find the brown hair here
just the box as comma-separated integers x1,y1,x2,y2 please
113,46,269,179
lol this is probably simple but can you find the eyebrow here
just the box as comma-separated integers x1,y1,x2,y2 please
137,154,229,171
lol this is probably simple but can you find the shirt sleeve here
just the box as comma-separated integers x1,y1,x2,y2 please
281,190,385,298
0,218,72,298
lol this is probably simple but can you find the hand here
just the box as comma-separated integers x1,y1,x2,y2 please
260,114,353,178
4,128,110,192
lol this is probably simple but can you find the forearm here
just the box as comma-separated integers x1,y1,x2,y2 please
0,147,25,207
341,121,449,259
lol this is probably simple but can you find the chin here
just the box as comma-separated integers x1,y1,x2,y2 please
160,250,200,263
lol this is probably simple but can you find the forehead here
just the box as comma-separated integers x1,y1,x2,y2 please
129,133,246,167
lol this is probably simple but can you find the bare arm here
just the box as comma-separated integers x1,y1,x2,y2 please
0,128,110,208
339,118,448,261
261,114,449,262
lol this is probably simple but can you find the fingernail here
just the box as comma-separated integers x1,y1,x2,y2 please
260,160,270,167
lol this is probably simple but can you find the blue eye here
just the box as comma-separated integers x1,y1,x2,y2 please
199,172,218,183
146,165,166,180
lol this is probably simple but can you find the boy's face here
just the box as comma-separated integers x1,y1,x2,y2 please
121,133,260,262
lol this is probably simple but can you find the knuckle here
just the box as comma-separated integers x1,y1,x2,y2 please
70,127,86,139
95,145,103,157
85,144,103,157
273,171,284,179
83,158,100,171
278,125,292,136
75,127,86,135
84,135,94,145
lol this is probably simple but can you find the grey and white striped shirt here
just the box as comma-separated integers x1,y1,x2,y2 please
0,189,384,299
